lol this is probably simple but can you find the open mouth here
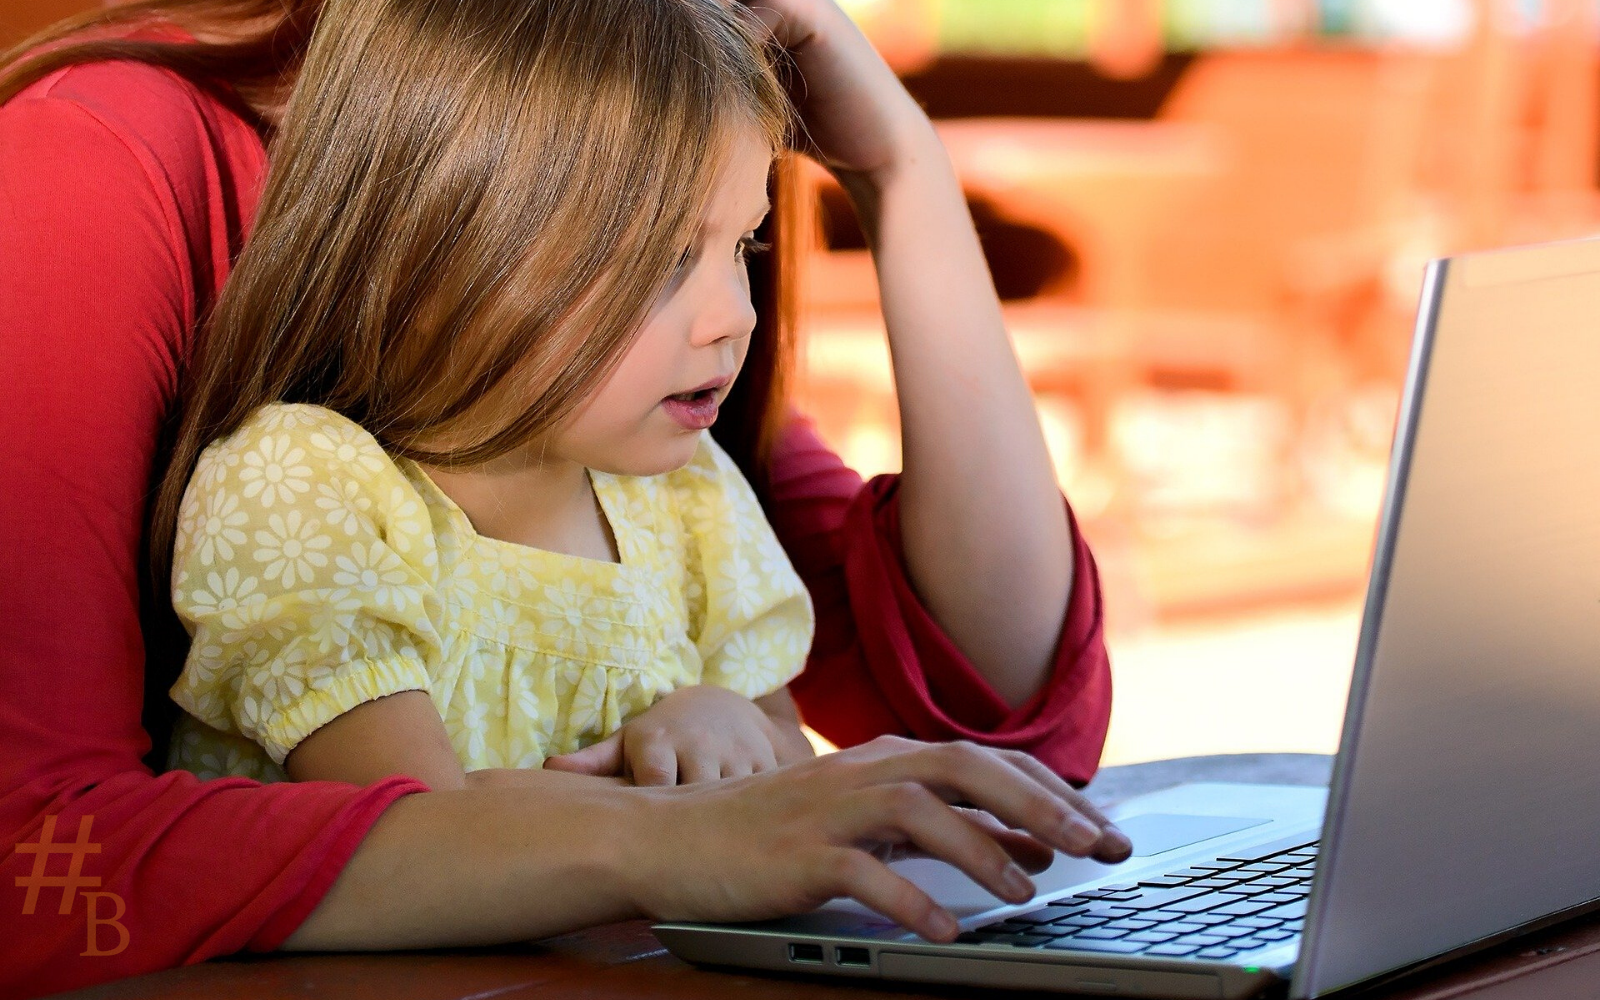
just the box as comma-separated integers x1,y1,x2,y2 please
666,387,718,404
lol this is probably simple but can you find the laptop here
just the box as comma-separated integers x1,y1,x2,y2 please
652,235,1600,998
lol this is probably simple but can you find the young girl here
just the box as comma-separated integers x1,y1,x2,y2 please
153,0,819,790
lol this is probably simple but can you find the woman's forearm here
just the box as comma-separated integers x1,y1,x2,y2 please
280,775,642,951
837,129,1073,711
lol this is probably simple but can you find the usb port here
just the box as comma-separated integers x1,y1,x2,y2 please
788,943,824,964
835,946,871,968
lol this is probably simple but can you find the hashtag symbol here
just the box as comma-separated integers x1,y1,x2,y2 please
14,815,102,916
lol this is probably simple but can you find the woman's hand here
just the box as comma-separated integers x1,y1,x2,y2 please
740,0,935,184
542,684,814,785
622,735,1134,942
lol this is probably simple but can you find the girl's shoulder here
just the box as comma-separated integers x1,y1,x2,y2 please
196,403,411,497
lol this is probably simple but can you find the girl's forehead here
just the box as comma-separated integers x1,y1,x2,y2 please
700,127,776,231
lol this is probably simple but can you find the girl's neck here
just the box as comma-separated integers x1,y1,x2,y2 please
421,457,620,563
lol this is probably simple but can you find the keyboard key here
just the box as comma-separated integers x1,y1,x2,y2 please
1230,937,1268,951
1236,862,1295,875
1253,892,1306,906
1138,875,1197,889
1237,917,1284,930
1218,838,1319,863
1188,878,1239,890
1052,914,1111,929
1001,911,1061,927
1262,901,1308,920
1257,929,1297,942
1100,918,1160,933
1119,887,1213,911
1212,900,1276,917
1145,943,1202,957
1162,895,1234,914
1172,934,1228,948
1045,938,1147,954
1185,913,1238,926
1198,946,1241,960
1074,927,1133,940
1160,922,1209,935
1257,876,1304,889
1126,931,1180,944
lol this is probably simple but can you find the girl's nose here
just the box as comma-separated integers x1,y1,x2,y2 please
687,270,757,349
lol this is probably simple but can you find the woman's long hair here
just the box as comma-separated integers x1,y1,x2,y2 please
2,0,802,770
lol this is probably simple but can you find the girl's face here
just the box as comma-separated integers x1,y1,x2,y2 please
546,124,774,477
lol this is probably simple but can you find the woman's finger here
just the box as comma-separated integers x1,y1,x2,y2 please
836,783,1036,908
998,750,1132,862
859,741,1109,858
817,847,960,943
959,808,1058,874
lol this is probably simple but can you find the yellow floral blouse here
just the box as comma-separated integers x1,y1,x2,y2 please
166,403,814,783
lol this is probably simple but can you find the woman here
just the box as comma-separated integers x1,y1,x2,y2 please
0,1,1118,996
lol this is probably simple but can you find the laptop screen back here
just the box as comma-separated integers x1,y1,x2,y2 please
1295,239,1600,997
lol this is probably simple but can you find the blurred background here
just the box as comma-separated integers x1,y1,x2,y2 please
7,0,1599,766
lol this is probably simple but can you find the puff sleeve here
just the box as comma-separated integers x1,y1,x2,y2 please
168,404,445,766
678,435,815,700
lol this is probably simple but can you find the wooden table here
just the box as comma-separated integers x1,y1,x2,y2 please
44,755,1600,1000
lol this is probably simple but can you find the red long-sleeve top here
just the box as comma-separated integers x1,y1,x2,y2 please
0,59,1111,999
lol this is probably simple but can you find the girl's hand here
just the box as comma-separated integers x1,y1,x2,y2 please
740,0,935,184
543,684,814,785
624,735,1134,942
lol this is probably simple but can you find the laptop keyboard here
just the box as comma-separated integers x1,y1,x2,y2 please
955,836,1318,962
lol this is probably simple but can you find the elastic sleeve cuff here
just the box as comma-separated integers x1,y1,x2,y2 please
244,774,430,952
256,658,434,765
841,475,1112,783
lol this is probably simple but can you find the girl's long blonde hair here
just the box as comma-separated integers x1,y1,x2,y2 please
143,0,794,593
2,0,802,769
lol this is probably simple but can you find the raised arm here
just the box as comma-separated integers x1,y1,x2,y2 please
748,0,1073,709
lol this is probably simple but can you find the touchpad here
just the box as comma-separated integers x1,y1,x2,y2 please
1117,813,1271,857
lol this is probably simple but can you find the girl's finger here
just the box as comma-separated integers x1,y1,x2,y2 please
630,738,679,787
679,747,723,785
543,732,623,775
722,757,757,780
817,847,959,943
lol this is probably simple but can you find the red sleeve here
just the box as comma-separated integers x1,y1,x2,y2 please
771,414,1112,786
0,66,426,1000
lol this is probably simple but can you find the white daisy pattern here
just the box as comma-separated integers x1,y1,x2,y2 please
237,433,314,508
167,407,814,783
252,509,333,588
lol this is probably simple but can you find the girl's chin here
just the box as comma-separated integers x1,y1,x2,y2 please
584,433,701,478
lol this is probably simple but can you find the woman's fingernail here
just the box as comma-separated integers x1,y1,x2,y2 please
1001,863,1034,900
1064,815,1101,851
1106,825,1133,854
928,910,959,939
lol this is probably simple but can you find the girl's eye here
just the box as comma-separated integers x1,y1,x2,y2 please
736,236,772,265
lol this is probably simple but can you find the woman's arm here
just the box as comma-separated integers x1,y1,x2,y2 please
750,0,1072,709
283,735,1131,952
